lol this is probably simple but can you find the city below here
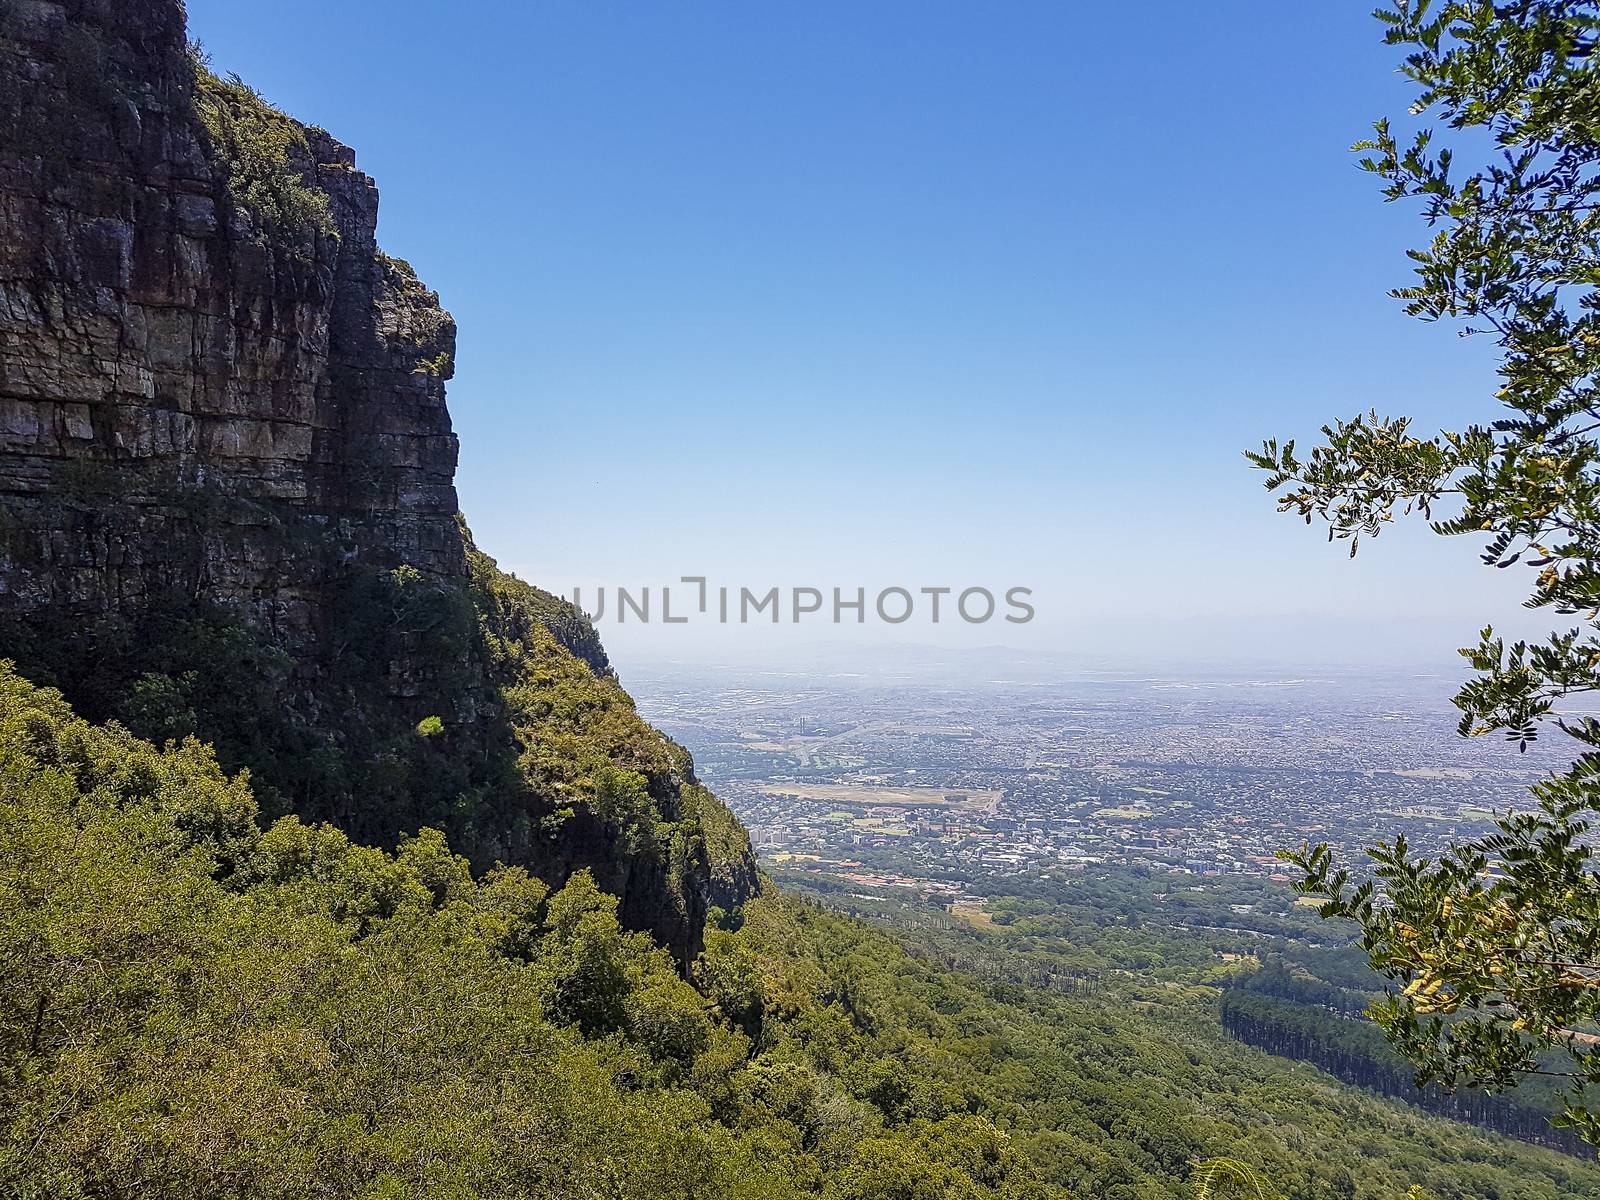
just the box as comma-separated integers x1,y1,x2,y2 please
628,648,1573,903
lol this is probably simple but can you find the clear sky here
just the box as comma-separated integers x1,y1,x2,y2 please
184,0,1540,669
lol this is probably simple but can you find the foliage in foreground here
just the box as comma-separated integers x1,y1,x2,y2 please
0,663,1039,1199
4,665,1594,1198
1249,0,1600,1151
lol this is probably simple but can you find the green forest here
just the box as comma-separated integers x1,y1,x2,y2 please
5,664,1599,1199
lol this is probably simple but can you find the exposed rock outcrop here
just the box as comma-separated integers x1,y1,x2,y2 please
0,0,462,640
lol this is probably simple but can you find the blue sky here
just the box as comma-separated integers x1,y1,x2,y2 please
185,0,1536,667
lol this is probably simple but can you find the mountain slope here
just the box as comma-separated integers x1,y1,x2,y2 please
4,666,1598,1199
0,0,753,960
0,664,804,1199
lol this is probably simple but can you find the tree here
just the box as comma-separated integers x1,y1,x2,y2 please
1249,0,1600,1148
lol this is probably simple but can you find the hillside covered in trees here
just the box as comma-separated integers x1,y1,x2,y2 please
5,665,1600,1198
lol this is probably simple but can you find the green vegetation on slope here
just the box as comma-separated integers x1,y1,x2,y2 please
191,51,335,240
0,524,750,956
3,666,1597,1199
0,664,1037,1199
1219,978,1581,1153
773,862,1600,1176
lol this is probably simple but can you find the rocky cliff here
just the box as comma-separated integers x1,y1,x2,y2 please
0,0,465,633
0,0,756,962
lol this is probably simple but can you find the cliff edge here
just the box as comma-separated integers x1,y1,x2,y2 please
0,0,756,962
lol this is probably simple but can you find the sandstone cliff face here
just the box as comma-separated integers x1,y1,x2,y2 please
0,0,463,642
0,0,756,963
